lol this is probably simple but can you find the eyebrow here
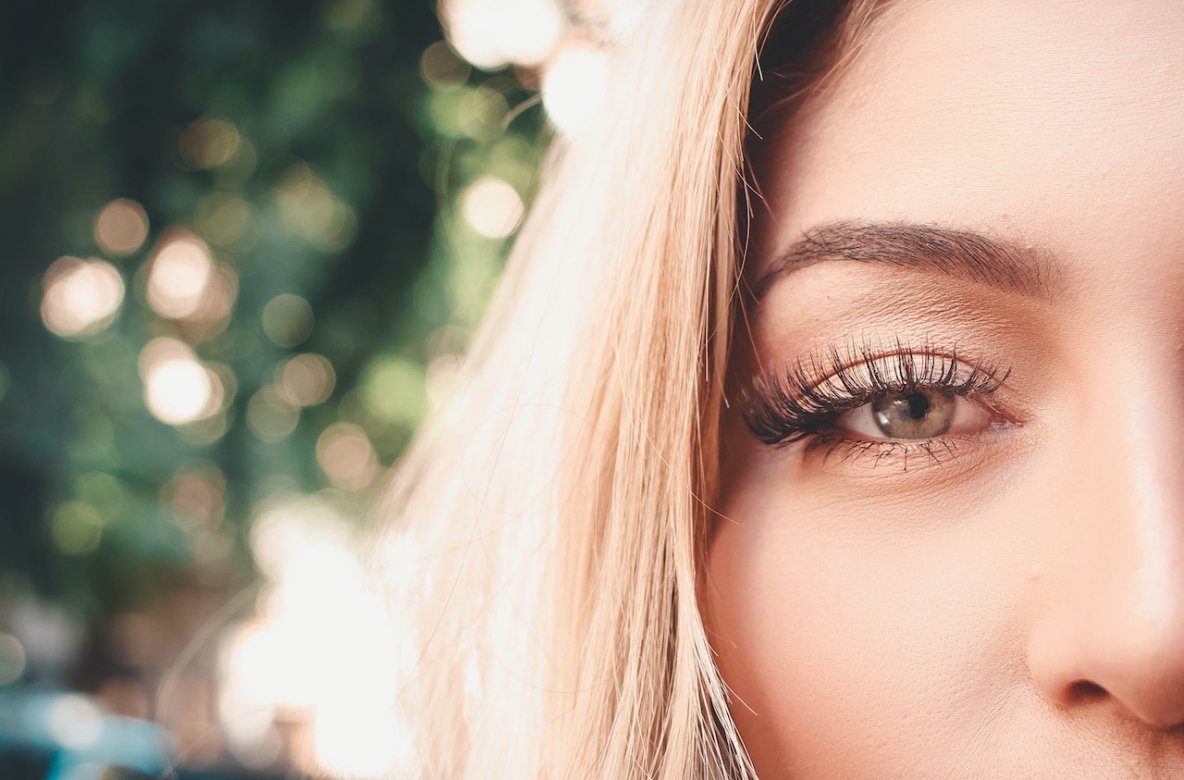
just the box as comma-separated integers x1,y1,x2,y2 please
750,220,1060,301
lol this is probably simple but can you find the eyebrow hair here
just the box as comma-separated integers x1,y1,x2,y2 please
749,220,1060,301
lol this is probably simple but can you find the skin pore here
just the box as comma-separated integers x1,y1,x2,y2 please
705,0,1184,777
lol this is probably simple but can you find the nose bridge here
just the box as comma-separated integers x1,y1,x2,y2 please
1088,342,1184,553
1093,427,1184,671
1084,380,1184,642
1031,344,1184,727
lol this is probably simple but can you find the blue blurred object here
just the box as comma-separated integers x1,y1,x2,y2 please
0,688,170,779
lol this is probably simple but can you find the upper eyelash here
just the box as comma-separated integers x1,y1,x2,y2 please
738,336,1014,448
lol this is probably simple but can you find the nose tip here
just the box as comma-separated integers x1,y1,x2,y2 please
1079,637,1184,729
1105,613,1184,728
1029,559,1184,731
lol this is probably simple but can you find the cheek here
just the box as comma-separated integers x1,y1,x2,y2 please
703,462,1034,777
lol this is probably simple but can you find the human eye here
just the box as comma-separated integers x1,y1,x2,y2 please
738,336,1019,471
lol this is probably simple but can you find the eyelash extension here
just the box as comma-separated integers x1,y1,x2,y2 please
739,336,1014,451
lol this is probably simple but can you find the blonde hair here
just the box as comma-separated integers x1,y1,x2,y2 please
376,1,882,777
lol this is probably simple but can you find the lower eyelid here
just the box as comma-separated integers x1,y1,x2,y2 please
807,435,963,470
800,435,966,478
802,422,1019,476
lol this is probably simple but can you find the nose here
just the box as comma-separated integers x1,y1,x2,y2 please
1027,381,1184,730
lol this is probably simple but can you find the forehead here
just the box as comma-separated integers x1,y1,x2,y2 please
749,0,1184,275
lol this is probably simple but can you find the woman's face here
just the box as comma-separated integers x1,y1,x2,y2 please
706,0,1184,775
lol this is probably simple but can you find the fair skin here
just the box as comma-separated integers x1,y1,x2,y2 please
705,0,1184,776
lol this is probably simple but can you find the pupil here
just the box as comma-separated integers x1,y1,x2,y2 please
906,392,930,419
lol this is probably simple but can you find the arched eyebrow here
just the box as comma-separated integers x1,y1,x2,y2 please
750,220,1061,301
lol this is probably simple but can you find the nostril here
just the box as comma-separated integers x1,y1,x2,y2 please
1067,680,1108,704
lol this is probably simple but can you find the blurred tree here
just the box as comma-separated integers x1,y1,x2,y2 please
0,0,547,772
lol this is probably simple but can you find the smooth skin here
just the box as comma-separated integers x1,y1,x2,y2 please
706,0,1184,776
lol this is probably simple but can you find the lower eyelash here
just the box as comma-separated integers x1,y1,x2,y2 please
807,435,965,472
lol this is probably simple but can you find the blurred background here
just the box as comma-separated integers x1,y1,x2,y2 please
0,0,613,776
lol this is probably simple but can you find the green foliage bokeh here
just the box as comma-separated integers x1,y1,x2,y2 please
0,0,545,628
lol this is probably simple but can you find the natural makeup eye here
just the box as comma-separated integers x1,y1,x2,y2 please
739,337,1016,470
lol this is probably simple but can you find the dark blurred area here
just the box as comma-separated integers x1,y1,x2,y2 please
0,0,576,774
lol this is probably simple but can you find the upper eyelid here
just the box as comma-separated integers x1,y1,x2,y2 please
757,345,1009,402
813,351,982,393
